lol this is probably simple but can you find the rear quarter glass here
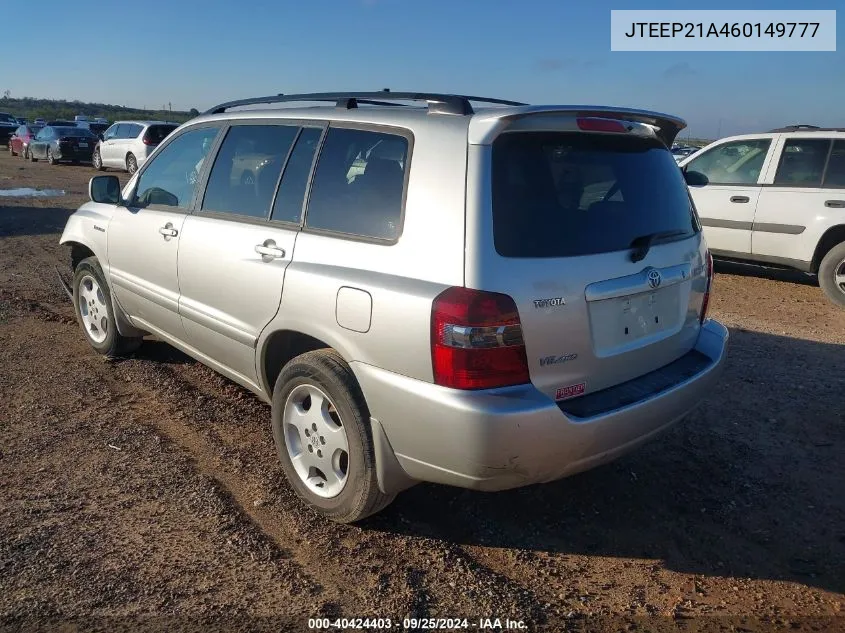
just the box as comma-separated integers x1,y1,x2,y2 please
491,132,698,258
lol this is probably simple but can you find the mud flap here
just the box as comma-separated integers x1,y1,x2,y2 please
371,417,418,496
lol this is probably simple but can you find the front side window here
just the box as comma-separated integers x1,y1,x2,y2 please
104,124,118,140
774,138,831,187
823,140,845,188
685,139,772,185
132,127,219,208
201,124,298,219
304,127,409,240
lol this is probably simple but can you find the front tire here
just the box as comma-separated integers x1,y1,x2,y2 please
126,153,137,175
818,241,845,307
29,147,37,162
47,147,57,165
9,143,16,156
271,349,395,523
72,257,143,357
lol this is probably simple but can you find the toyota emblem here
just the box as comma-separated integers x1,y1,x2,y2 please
647,269,662,289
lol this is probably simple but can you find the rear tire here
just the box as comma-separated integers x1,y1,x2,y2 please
72,257,143,358
818,241,845,308
126,153,137,175
92,148,103,171
271,349,395,523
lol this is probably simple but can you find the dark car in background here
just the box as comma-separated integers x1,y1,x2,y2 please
8,124,44,158
27,126,98,165
0,112,19,145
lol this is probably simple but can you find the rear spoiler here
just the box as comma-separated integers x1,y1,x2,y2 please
468,105,687,148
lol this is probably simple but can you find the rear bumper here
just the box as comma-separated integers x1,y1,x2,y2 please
353,319,729,491
55,146,95,161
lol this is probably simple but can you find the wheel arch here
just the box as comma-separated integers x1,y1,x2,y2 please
811,224,845,273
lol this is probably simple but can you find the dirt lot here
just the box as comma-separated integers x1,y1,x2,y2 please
1,150,843,633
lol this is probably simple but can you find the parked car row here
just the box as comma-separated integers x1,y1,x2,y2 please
7,119,179,173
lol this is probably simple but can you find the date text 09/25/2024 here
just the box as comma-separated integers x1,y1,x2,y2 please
308,617,528,630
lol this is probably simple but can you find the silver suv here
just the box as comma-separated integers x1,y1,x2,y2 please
58,92,729,522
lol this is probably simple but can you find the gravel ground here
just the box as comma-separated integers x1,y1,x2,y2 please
0,150,843,632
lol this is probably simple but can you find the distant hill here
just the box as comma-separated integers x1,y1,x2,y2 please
0,96,198,124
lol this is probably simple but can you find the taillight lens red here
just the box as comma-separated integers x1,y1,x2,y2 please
700,250,714,324
431,287,530,390
142,136,155,145
576,117,628,133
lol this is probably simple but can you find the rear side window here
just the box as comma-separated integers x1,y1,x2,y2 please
125,124,143,139
774,138,830,186
304,127,409,240
824,140,845,188
491,132,698,258
271,127,322,223
202,124,298,219
144,124,178,145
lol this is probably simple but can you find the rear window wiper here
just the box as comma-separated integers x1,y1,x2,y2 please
629,229,688,263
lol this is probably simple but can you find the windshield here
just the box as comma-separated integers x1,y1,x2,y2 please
0,113,16,123
491,132,698,258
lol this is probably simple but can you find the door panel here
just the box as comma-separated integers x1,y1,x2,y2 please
753,137,838,263
107,124,221,339
108,206,187,338
177,217,298,381
176,122,310,382
683,137,775,255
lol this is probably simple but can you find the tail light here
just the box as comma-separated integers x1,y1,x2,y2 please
142,135,156,145
431,287,530,390
700,250,714,324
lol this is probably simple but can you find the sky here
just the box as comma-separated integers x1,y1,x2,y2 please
0,0,842,139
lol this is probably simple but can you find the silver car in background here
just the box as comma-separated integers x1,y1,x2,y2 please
93,120,179,174
58,92,728,523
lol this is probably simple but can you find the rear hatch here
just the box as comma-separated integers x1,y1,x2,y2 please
58,129,95,152
468,117,710,402
143,124,178,147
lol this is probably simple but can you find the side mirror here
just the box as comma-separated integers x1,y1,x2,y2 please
683,170,709,187
89,175,122,204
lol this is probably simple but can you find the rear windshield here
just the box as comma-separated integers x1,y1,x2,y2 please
144,124,178,144
491,132,699,258
56,127,95,137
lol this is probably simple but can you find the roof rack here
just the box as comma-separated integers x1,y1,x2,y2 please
204,91,527,116
769,124,845,133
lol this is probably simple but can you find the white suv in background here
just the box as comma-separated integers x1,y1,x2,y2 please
680,125,845,306
93,120,179,175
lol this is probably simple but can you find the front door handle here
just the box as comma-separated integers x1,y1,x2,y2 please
825,200,845,208
255,240,285,259
158,223,178,238
730,196,750,203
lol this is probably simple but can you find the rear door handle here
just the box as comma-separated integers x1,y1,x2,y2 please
825,200,845,208
158,224,178,237
730,196,750,203
255,242,285,259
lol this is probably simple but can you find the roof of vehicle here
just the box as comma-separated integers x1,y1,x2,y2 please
195,92,687,146
111,120,179,126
